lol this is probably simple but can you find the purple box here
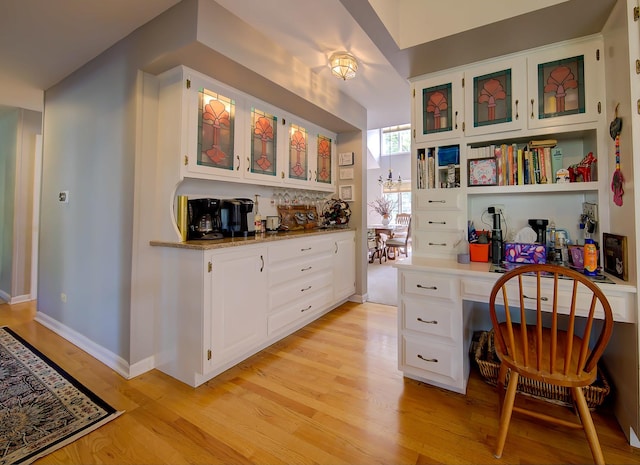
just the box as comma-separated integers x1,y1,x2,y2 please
504,243,546,264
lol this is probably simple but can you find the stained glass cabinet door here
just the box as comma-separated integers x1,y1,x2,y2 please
243,102,284,184
464,57,526,137
526,38,603,129
412,71,464,143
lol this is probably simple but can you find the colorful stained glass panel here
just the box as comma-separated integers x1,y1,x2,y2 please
421,83,452,136
198,88,235,170
251,108,277,176
316,134,332,184
288,123,308,181
537,55,585,119
473,69,512,128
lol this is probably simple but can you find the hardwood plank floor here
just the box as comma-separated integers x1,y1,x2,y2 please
2,300,640,464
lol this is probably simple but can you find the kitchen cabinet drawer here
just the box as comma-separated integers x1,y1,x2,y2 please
269,253,332,287
269,270,333,310
402,298,457,341
401,271,459,302
414,189,463,211
411,230,460,257
401,334,459,381
268,287,333,335
413,211,465,232
268,237,333,264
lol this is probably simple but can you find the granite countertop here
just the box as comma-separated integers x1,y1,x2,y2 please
150,227,354,250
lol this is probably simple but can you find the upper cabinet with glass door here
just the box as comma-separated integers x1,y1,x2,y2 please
464,56,527,137
412,71,464,143
527,36,604,129
243,101,284,185
314,132,335,190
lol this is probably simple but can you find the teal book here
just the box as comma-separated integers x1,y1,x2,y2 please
551,148,563,183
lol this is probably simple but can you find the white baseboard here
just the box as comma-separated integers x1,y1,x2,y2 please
350,293,367,303
0,289,10,302
35,312,135,380
0,290,34,304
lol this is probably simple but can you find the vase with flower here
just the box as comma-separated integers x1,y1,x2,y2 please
368,196,396,226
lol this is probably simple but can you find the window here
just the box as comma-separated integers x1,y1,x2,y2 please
382,124,411,155
383,181,411,218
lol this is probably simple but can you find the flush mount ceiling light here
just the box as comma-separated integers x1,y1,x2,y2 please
329,51,358,80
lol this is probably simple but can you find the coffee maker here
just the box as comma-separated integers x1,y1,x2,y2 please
187,198,223,240
220,198,255,237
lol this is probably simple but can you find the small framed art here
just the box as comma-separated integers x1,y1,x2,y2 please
603,233,628,280
338,152,354,166
468,157,497,186
339,184,354,201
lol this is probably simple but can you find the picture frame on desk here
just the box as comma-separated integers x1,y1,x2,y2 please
603,233,628,281
467,157,497,186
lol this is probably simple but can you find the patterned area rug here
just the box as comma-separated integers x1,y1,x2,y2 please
0,327,123,464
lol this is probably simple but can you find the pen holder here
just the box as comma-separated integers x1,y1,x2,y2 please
469,243,490,262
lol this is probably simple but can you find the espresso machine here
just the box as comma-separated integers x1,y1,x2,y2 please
187,198,223,240
220,198,255,237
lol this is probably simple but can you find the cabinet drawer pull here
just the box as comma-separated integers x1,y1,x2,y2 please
416,284,437,290
301,305,312,313
246,157,250,172
428,242,447,246
523,294,548,301
530,98,535,119
417,318,438,324
236,155,240,170
417,354,438,363
301,285,312,292
301,247,312,251
428,200,446,204
515,99,519,120
301,266,312,272
260,255,264,272
428,221,446,225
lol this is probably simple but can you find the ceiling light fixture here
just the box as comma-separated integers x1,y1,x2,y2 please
379,168,402,190
329,51,358,80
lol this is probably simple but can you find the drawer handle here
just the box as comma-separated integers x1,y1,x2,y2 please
428,221,446,225
301,285,312,292
428,200,446,204
301,266,312,272
417,318,438,324
523,294,548,301
428,242,447,247
301,305,312,312
417,284,437,290
301,247,312,251
260,255,264,272
417,354,438,363
530,98,535,119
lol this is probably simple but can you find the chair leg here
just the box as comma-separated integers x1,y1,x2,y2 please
572,386,605,465
495,371,519,459
496,363,508,416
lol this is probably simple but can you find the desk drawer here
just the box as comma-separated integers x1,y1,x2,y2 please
401,271,459,302
402,335,458,381
402,299,458,341
414,211,465,232
414,190,463,211
412,230,459,255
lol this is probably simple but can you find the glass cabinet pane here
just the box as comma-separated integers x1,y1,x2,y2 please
537,55,585,119
316,134,332,184
288,123,308,181
473,69,512,128
250,108,277,176
421,83,453,136
198,88,235,170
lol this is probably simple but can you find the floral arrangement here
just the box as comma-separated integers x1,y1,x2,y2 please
322,198,351,227
368,196,395,218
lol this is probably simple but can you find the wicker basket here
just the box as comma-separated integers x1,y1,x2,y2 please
474,330,610,409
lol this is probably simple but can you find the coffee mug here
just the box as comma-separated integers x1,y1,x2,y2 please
266,216,280,231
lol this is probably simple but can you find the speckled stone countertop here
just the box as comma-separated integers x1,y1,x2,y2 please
150,227,354,250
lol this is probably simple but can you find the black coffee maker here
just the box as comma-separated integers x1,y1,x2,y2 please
220,198,255,237
187,198,223,240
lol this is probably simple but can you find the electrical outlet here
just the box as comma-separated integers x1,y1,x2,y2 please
582,202,598,221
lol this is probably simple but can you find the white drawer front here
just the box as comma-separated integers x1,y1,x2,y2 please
268,287,333,335
414,211,465,232
412,230,459,255
402,335,458,380
402,299,457,341
268,237,333,264
401,271,458,302
269,254,332,287
269,271,333,310
415,190,463,211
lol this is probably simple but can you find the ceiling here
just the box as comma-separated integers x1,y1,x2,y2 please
0,0,616,130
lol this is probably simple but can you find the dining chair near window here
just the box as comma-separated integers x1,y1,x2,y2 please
385,217,411,259
393,213,411,239
488,263,614,465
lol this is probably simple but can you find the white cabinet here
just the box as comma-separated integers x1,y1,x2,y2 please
206,246,267,370
397,269,468,394
332,231,356,301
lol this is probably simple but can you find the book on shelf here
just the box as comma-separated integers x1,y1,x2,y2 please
544,147,552,183
517,148,524,185
551,148,563,183
529,139,558,148
494,145,503,186
507,144,515,185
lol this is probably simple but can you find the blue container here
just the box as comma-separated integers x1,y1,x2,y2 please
438,146,460,166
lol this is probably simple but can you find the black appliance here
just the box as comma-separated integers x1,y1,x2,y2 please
187,198,223,240
220,198,255,237
528,219,549,244
490,206,503,265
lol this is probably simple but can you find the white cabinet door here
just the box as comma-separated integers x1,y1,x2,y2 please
206,245,267,370
333,231,356,301
412,71,464,143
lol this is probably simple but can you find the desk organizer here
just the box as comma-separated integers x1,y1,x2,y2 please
469,243,490,262
474,330,610,409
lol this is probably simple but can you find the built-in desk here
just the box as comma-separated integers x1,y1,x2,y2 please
394,257,637,395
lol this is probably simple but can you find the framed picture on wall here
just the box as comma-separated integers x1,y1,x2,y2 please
467,157,497,186
339,185,354,201
603,233,628,280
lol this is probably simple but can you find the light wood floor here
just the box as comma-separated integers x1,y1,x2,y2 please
2,300,640,465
